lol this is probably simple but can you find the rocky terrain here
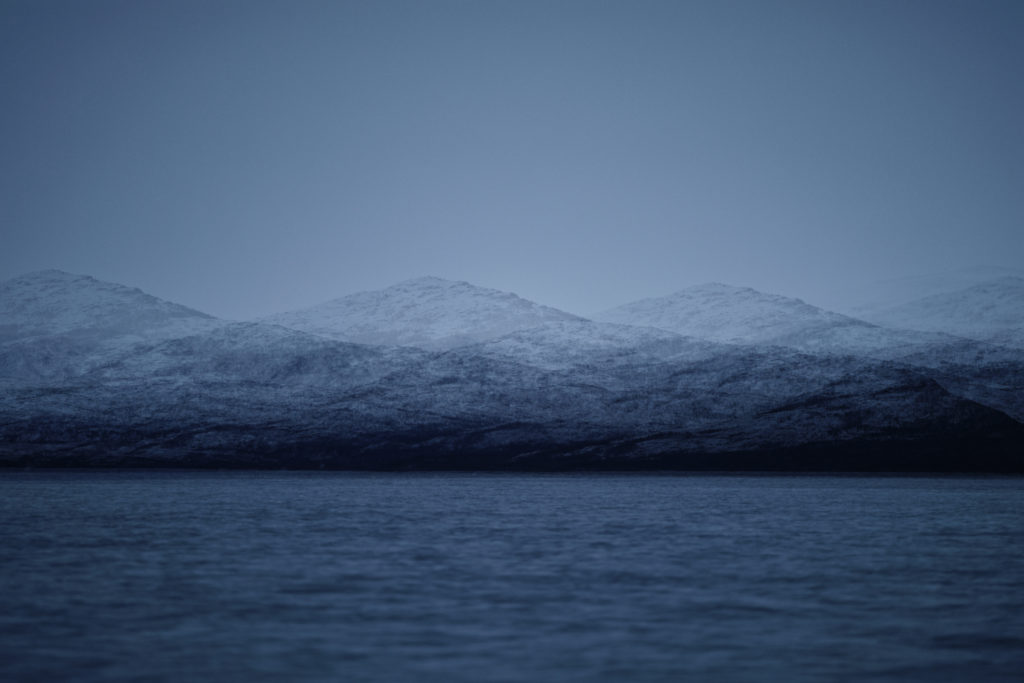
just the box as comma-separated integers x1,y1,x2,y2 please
1,270,1021,471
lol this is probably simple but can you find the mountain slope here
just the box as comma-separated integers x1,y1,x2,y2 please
841,266,1024,318
2,272,1022,471
593,283,911,351
89,322,424,389
3,323,1020,470
458,319,722,372
261,276,583,350
857,277,1024,348
592,281,1024,421
0,270,220,341
0,270,228,381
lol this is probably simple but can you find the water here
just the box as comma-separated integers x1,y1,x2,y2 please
1,472,1022,682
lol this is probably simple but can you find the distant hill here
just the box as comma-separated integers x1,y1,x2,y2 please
839,266,1024,316
856,277,1024,348
0,270,225,381
260,276,583,350
1,271,1022,471
594,282,865,343
593,280,1024,422
592,282,952,355
0,270,219,341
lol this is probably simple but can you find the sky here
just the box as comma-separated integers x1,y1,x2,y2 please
1,0,1021,318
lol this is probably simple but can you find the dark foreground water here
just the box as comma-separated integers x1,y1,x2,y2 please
1,472,1022,682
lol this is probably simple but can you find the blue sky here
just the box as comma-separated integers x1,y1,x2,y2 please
2,0,1021,317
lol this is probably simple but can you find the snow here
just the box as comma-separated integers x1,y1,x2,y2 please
260,276,583,350
594,283,863,344
0,270,220,341
590,281,944,356
460,319,724,372
2,270,1022,468
0,270,226,381
841,266,1024,316
856,277,1024,348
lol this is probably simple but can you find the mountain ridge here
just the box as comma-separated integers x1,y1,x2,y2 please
594,282,882,347
0,270,218,341
259,275,584,350
857,277,1024,348
2,270,1022,471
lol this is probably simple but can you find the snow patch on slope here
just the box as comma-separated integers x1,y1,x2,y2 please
261,276,584,350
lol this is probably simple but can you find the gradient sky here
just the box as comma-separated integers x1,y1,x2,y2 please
2,0,1021,318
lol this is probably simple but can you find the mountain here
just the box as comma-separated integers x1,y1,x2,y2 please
593,281,1024,422
88,321,423,389
1,272,1022,471
592,282,931,353
0,270,220,341
841,266,1024,317
856,277,1024,348
260,276,583,350
0,270,226,381
459,319,722,372
5,315,1020,471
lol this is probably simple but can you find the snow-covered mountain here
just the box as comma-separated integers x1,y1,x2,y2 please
90,322,423,389
593,282,922,353
0,270,227,381
0,270,221,341
1,271,1022,471
594,282,853,343
841,266,1024,317
592,281,1024,422
591,281,1017,356
856,277,1024,348
260,276,583,350
4,320,1018,470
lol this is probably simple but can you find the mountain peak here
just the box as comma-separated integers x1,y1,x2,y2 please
387,276,535,302
394,275,463,287
860,276,1023,347
595,282,861,345
8,269,97,286
683,282,755,294
1,270,216,341
676,282,816,306
261,277,582,350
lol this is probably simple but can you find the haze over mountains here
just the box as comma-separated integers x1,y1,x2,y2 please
856,277,1024,349
593,283,930,355
839,266,1024,317
1,269,1021,471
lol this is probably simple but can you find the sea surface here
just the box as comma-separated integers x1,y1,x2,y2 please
0,472,1022,682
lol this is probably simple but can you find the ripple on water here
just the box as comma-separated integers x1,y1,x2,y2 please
0,471,1022,682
